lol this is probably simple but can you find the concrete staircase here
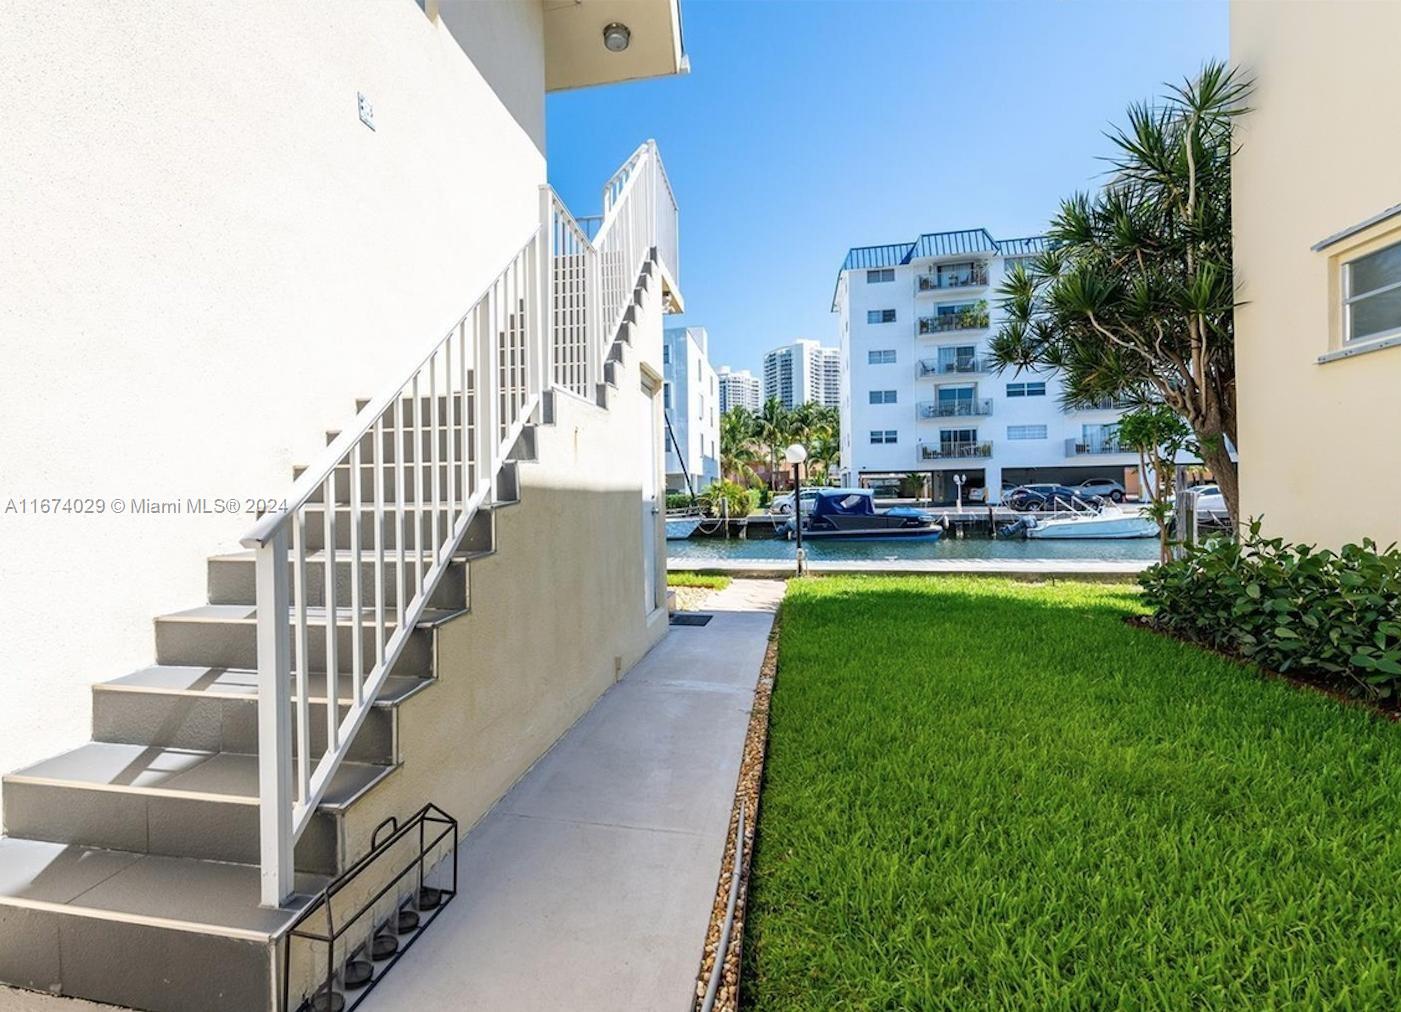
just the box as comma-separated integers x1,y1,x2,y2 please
0,256,659,1011
0,412,539,1011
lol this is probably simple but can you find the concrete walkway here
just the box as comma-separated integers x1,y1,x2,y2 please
364,579,784,1012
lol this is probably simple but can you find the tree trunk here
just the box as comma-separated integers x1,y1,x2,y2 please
1197,431,1240,528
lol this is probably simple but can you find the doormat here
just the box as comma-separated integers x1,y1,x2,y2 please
670,613,714,627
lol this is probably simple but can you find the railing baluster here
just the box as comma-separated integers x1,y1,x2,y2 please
323,476,338,753
412,375,425,598
430,352,441,567
348,445,363,709
293,513,310,804
444,337,456,540
395,396,406,629
373,416,385,670
460,322,471,505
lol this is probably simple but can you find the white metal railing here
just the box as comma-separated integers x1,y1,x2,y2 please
917,356,992,377
245,140,677,907
915,264,989,292
1066,436,1127,455
918,398,993,419
919,440,994,460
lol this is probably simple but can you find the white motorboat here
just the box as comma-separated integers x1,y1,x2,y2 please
1024,503,1157,540
665,514,703,540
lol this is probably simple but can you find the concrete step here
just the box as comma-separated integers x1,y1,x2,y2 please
298,455,519,506
300,498,510,552
302,460,480,505
326,424,470,465
91,665,432,764
1,742,392,874
154,604,460,676
208,549,471,610
0,837,322,1012
357,394,474,427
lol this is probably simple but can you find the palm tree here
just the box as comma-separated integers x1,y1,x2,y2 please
755,397,795,489
790,402,840,484
719,406,763,486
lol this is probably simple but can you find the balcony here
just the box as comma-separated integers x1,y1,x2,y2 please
1065,396,1135,412
917,398,993,419
916,265,989,293
1066,436,1128,455
918,357,993,377
919,440,994,461
917,304,991,335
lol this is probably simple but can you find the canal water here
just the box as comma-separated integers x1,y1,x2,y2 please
669,532,1160,564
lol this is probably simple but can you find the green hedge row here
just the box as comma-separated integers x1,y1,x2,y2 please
1140,522,1401,698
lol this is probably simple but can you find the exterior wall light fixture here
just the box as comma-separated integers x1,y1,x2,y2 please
603,22,631,53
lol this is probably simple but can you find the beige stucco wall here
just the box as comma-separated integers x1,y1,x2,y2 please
0,1,547,804
1231,1,1401,548
343,270,669,864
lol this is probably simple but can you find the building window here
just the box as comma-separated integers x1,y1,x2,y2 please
1344,238,1401,343
868,389,898,404
868,349,897,364
867,309,897,324
663,382,673,411
866,268,895,284
1005,381,1046,397
1007,424,1048,440
869,430,898,444
662,345,670,364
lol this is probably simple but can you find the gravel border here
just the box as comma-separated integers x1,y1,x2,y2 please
691,610,780,1011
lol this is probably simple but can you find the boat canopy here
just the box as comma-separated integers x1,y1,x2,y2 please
810,488,876,518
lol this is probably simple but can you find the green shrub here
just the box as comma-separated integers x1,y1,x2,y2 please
701,479,752,519
1140,520,1401,697
665,491,696,511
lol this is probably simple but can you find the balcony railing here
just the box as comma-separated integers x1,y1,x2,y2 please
917,398,993,419
916,266,989,292
918,357,992,377
1065,396,1135,411
1066,436,1127,455
918,306,991,334
919,440,993,460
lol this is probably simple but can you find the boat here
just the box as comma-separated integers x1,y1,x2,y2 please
665,512,703,540
779,488,942,541
1023,502,1158,539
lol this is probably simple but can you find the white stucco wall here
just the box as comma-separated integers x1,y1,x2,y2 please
0,0,547,804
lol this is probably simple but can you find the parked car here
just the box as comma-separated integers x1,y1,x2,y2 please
772,488,850,515
968,483,1017,504
1077,478,1126,503
1192,483,1228,521
1006,483,1103,511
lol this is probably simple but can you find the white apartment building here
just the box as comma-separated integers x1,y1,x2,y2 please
664,325,721,491
717,364,762,414
763,339,840,409
833,228,1138,503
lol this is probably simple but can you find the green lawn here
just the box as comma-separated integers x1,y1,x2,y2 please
667,571,732,590
744,576,1401,1009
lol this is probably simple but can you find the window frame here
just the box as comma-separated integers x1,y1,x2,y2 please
868,389,898,405
1343,239,1401,345
866,308,897,325
866,268,895,284
867,349,897,365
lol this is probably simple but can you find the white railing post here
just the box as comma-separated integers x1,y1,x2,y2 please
256,527,293,908
537,189,554,406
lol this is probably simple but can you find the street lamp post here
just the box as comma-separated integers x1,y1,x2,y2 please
785,443,808,575
954,472,966,511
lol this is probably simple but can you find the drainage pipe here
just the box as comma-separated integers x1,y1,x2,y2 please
700,800,746,1012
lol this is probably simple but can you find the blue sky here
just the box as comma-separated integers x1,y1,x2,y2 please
546,0,1227,375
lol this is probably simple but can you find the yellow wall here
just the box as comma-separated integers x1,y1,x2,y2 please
1231,1,1401,548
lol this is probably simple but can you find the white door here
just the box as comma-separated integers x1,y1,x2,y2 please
642,381,660,612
